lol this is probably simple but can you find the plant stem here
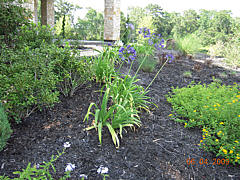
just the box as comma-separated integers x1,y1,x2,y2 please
145,59,168,91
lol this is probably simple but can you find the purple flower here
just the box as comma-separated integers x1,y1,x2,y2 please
119,47,124,53
126,23,134,30
148,39,153,45
108,42,112,46
166,54,174,63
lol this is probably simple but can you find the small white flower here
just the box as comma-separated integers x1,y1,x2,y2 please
65,163,76,172
36,163,40,169
79,174,88,179
63,142,71,148
97,166,108,174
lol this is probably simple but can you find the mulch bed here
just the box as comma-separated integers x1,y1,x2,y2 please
1,58,240,180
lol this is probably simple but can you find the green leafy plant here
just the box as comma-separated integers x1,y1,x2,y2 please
174,34,202,55
137,54,157,72
0,0,31,47
0,103,12,152
84,86,140,148
51,43,93,97
16,22,54,49
183,71,192,78
167,81,240,164
0,44,60,122
0,143,75,179
92,46,119,84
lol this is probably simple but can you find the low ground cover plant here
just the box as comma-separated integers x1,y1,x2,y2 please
167,81,240,164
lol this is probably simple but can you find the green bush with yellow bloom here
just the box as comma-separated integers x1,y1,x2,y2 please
167,81,240,165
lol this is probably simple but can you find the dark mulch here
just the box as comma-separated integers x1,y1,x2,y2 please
1,58,240,180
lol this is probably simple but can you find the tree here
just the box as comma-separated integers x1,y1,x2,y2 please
74,8,104,40
172,9,200,37
54,0,80,38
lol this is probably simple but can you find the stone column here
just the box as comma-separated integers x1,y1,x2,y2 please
104,0,121,41
41,0,55,28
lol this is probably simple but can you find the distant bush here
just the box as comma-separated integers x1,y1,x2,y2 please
223,40,240,68
0,103,12,152
174,34,202,55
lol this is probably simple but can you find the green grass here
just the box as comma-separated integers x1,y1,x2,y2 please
174,34,203,55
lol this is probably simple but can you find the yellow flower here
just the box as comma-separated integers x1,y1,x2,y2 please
215,139,219,142
217,103,220,107
222,149,228,154
236,95,240,98
202,129,207,132
214,108,218,110
213,105,217,107
234,140,239,143
237,157,240,159
185,123,187,126
202,135,205,138
232,100,236,103
219,122,224,125
238,115,240,117
168,114,173,117
200,140,203,143
217,131,222,136
233,147,235,149
193,110,196,112
229,150,233,154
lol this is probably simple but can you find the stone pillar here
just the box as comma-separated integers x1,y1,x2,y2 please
104,0,121,41
41,0,55,28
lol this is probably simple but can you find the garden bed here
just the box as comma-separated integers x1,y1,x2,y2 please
0,58,240,180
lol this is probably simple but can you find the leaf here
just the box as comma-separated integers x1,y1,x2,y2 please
106,123,120,148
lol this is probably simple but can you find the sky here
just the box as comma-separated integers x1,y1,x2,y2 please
69,0,240,18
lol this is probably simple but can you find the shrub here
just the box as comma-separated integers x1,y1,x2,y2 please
50,43,93,97
167,81,240,164
137,55,157,72
16,22,54,49
174,34,202,55
0,0,31,47
0,103,12,152
223,41,240,68
0,44,60,122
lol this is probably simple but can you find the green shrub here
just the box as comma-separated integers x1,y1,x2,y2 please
167,82,240,164
0,103,12,152
174,34,202,55
16,22,54,49
50,44,93,97
223,41,240,68
137,55,157,73
0,44,60,122
0,0,31,47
